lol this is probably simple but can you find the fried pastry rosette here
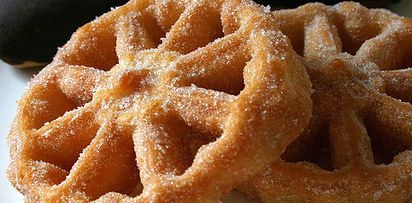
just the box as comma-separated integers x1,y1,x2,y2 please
7,0,312,202
239,2,412,202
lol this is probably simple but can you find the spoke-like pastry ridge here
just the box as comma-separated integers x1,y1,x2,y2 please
329,109,373,168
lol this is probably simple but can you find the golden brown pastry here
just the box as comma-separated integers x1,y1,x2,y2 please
7,0,312,202
239,2,412,202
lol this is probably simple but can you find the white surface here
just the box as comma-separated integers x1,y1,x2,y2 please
0,61,41,202
1,2,411,202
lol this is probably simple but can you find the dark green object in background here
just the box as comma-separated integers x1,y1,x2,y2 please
0,0,128,67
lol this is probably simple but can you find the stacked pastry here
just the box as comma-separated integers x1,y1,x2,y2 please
7,0,412,202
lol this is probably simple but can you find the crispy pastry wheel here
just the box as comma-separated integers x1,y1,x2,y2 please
239,2,412,202
7,0,312,202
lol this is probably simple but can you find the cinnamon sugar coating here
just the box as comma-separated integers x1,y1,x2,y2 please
7,0,312,202
239,2,412,202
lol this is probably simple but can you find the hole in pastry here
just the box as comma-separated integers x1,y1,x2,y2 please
117,11,167,55
22,82,81,130
360,35,412,71
396,51,412,71
139,13,167,48
58,22,119,71
385,85,412,104
177,37,250,96
382,29,412,69
185,8,225,53
282,122,334,171
374,32,412,71
187,61,246,96
147,111,219,176
334,19,381,55
129,181,144,197
363,114,409,165
161,5,225,54
383,45,412,71
89,129,141,200
279,22,304,56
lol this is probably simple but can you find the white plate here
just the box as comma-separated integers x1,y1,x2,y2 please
1,1,411,202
